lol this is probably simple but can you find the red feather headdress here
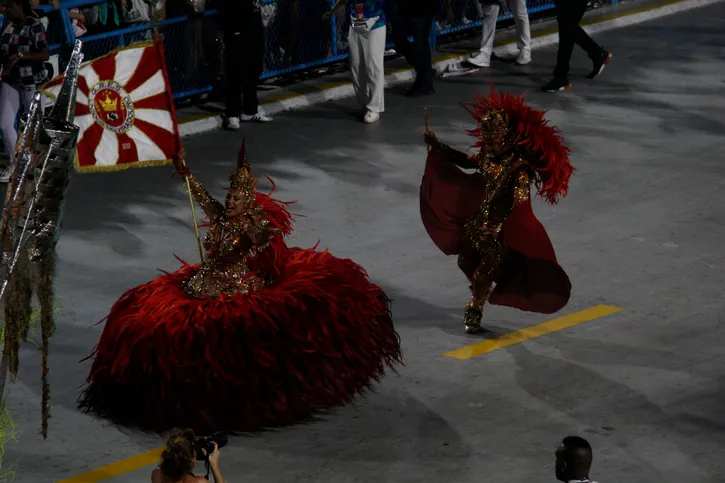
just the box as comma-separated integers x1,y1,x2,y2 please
464,90,574,205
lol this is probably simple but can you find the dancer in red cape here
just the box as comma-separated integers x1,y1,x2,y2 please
78,142,401,433
421,90,574,334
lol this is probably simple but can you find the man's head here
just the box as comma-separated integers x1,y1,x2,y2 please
555,436,593,481
3,0,32,21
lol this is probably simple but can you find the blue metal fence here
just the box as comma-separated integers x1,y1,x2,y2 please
3,0,618,103
33,0,566,102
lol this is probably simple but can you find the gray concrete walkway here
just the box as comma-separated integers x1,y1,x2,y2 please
4,2,725,482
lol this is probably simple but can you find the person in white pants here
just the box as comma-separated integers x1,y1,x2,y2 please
468,0,531,68
324,0,387,124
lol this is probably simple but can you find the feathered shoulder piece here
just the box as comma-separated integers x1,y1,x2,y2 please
464,91,574,205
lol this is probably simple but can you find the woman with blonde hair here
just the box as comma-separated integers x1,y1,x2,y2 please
151,429,225,483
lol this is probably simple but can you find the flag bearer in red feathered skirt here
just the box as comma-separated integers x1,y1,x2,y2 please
79,141,402,433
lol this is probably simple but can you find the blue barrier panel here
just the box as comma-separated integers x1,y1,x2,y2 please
2,0,616,105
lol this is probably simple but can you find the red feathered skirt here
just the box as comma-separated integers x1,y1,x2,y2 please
78,248,401,434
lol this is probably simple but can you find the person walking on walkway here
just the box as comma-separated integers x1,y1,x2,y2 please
222,0,272,130
467,0,531,68
540,0,611,92
324,0,387,124
392,0,442,97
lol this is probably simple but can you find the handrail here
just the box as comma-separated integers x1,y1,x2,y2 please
5,0,571,103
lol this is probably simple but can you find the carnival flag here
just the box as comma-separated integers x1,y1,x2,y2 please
40,39,181,172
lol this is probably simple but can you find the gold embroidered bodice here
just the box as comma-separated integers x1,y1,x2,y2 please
463,152,531,253
183,175,271,298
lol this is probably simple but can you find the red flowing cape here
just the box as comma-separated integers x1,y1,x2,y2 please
420,148,571,314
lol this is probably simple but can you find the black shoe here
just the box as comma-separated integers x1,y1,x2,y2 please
405,85,435,97
587,51,612,79
540,78,571,92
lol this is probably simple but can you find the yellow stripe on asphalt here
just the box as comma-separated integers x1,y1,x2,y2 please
56,447,164,483
443,305,622,360
55,306,620,480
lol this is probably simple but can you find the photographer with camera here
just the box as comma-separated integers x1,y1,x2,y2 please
151,429,226,483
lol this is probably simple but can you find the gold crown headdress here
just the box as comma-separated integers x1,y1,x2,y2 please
476,101,509,137
229,139,256,194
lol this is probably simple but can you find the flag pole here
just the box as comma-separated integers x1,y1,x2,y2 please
184,175,203,260
153,32,203,262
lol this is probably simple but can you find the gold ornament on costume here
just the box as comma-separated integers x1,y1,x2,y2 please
229,139,257,195
180,140,273,299
229,166,256,194
476,101,509,137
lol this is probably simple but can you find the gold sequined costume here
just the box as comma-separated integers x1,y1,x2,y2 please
182,168,271,298
79,142,401,434
420,91,575,334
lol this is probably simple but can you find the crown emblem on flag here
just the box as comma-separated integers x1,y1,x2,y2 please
100,93,118,112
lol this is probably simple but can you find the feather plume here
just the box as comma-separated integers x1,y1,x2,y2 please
238,139,248,170
464,90,574,205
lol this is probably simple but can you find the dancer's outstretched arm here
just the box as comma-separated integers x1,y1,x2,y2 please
423,131,479,169
173,150,224,221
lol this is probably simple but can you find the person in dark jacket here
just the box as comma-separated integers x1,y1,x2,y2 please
392,0,442,97
222,0,272,130
540,0,611,92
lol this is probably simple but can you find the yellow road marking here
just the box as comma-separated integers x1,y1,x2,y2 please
443,305,622,360
55,307,621,480
56,447,164,483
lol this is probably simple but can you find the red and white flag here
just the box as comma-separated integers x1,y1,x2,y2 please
41,39,181,172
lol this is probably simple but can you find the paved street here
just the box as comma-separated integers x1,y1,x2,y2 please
4,2,725,482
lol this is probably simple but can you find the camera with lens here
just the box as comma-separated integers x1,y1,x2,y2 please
194,432,228,460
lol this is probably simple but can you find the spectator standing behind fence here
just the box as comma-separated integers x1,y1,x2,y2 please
222,0,271,130
324,0,386,124
83,0,123,36
392,0,442,97
0,0,49,183
121,0,165,42
466,0,530,68
69,7,88,38
555,436,599,483
540,0,611,92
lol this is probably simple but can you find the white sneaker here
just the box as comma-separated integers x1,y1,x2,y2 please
363,111,380,124
467,52,490,68
0,167,11,183
241,112,273,123
224,117,241,131
515,49,532,65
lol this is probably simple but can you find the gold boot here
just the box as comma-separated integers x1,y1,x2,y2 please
464,301,483,334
